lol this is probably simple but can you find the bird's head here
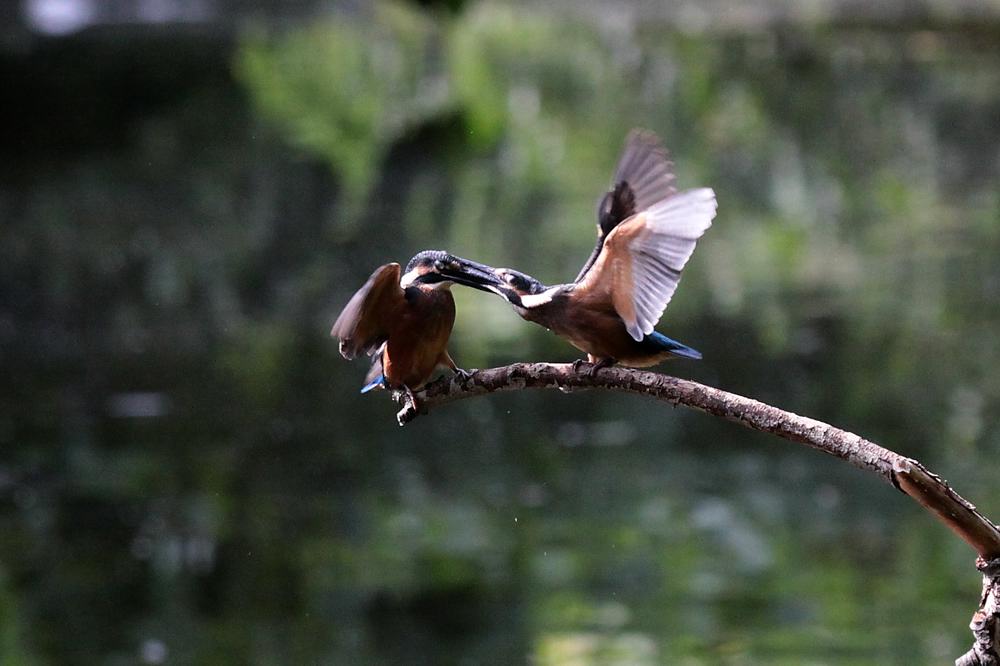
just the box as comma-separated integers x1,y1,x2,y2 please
485,267,552,309
400,250,506,293
494,268,546,296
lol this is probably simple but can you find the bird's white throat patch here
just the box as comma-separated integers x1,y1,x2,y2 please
399,268,422,287
518,286,560,308
400,268,453,289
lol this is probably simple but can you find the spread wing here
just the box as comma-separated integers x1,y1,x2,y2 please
576,188,717,341
575,129,678,282
330,263,403,359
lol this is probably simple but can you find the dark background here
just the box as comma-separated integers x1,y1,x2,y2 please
2,0,1000,663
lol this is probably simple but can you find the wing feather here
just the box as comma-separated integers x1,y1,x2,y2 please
576,129,678,283
330,263,403,359
612,129,678,218
577,188,717,341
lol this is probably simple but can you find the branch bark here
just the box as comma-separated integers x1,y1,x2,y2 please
957,557,1000,666
395,362,1000,663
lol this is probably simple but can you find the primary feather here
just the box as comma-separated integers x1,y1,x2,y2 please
576,187,717,342
576,130,680,283
330,263,403,359
622,188,717,340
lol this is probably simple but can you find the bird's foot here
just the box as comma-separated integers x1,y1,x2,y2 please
395,385,420,426
582,357,616,378
391,384,418,407
452,367,475,383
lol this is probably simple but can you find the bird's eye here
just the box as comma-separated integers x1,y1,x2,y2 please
434,260,445,271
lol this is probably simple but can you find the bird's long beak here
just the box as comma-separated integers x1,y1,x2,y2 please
436,256,507,295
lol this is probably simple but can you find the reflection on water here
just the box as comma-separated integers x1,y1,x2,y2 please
2,1,999,663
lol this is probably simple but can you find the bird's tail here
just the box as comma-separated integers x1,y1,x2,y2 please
646,331,702,360
361,351,386,393
360,374,385,393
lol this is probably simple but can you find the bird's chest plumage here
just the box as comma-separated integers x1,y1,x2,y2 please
523,291,660,365
522,294,621,357
382,288,456,388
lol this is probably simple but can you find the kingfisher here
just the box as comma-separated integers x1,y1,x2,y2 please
331,250,503,398
485,130,717,373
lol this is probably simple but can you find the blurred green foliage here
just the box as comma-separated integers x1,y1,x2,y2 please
2,1,1000,664
238,3,449,207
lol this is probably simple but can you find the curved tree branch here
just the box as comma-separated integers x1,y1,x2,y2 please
395,362,1000,664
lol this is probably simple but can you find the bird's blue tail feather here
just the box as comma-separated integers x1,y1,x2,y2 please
360,374,385,393
646,331,702,360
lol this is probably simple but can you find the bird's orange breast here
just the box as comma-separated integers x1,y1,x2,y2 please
519,290,671,367
382,287,456,389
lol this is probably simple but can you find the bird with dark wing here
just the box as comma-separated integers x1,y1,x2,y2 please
331,251,503,398
482,130,717,372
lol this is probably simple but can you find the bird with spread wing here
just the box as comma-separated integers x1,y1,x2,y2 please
481,129,717,372
331,251,504,398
